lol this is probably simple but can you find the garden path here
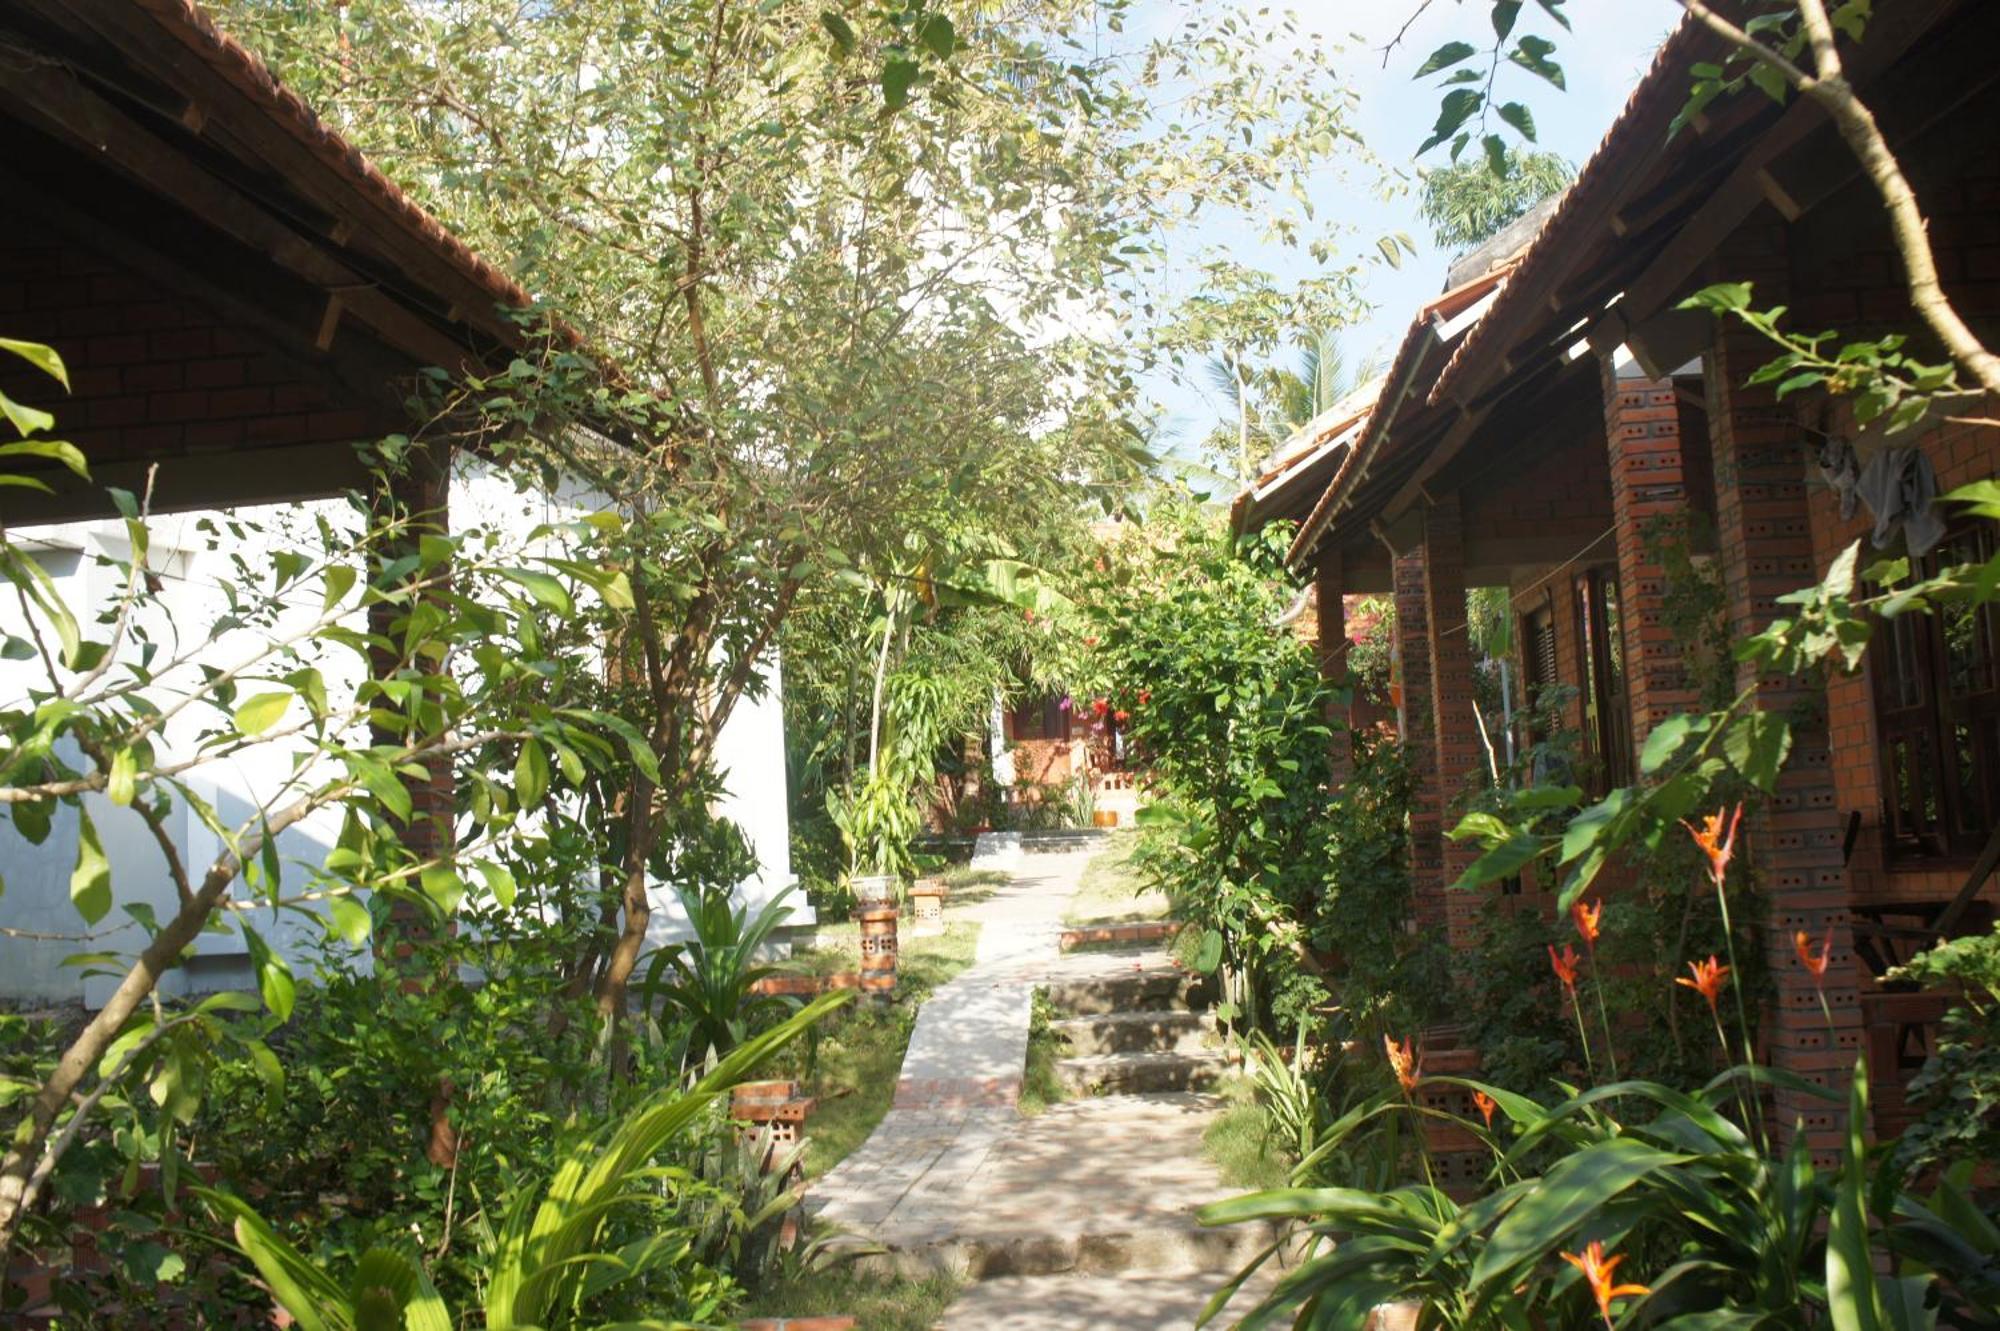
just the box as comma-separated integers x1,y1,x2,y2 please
807,845,1271,1329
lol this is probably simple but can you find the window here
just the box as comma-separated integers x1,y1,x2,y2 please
1874,523,2000,861
1009,693,1071,742
1574,566,1633,793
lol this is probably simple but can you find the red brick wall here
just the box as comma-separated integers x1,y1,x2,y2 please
1705,212,1863,1158
1424,495,1484,950
1796,162,2000,909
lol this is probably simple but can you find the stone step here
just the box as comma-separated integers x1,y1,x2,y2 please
1051,1009,1215,1057
1039,961,1212,1016
1054,1050,1238,1096
842,1215,1278,1282
1058,919,1181,952
939,1269,1284,1329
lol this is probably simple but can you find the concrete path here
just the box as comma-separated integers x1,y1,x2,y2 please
806,846,1276,1328
811,850,1085,1242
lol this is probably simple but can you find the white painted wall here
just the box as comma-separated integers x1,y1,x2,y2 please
0,463,805,1006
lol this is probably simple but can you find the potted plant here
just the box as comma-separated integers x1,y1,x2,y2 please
831,766,919,909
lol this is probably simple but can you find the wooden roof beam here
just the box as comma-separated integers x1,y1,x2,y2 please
0,61,476,375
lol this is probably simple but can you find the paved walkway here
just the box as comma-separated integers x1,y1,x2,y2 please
810,850,1084,1245
807,846,1275,1328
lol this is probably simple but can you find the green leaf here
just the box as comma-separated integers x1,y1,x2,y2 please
1483,133,1509,176
1454,833,1544,890
1723,712,1792,793
323,564,358,611
1492,1,1522,41
1508,34,1565,89
916,12,955,59
327,895,373,945
1420,89,1484,156
820,10,856,55
1471,1139,1688,1292
242,925,296,1023
1195,927,1224,974
882,56,919,110
106,746,139,806
1829,1056,1882,1331
496,567,573,616
478,861,518,910
420,864,465,916
0,338,69,388
233,692,293,737
70,808,112,925
1415,41,1477,78
0,438,90,480
1496,101,1536,142
196,1191,344,1331
1640,714,1698,774
515,738,549,807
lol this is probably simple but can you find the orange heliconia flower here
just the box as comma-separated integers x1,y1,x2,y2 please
1384,1034,1420,1093
1472,1089,1497,1129
1548,942,1582,992
1676,955,1731,1014
1561,1240,1650,1327
1571,898,1603,947
1794,928,1832,980
1682,804,1743,889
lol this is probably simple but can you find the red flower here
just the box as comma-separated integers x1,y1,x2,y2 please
1138,689,1151,705
1083,635,1098,647
1794,927,1832,980
1113,709,1130,723
1676,955,1730,1014
1561,1240,1650,1328
1571,898,1603,947
1682,804,1743,890
1091,697,1109,717
1383,1034,1420,1094
1548,942,1581,993
1472,1089,1497,1129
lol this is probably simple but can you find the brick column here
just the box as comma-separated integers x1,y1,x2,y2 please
1392,547,1444,931
1423,496,1484,952
1601,362,1703,748
368,443,456,949
1703,218,1861,1159
1314,550,1354,785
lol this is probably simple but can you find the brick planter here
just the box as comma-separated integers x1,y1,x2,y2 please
909,880,946,937
749,971,862,997
856,906,898,999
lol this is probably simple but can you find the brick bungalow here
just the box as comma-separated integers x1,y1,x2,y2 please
1238,0,2000,1152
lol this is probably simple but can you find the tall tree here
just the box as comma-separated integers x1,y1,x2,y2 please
217,0,1375,1021
1419,149,1575,252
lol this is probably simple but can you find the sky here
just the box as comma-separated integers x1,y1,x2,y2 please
1141,1,1678,470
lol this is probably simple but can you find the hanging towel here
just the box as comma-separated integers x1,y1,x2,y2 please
1856,446,1946,556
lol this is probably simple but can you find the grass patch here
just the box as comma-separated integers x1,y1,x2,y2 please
1063,831,1170,926
785,921,981,1177
1203,1076,1292,1191
941,865,1010,890
740,1264,960,1331
1016,989,1071,1116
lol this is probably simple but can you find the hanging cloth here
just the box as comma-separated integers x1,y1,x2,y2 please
1816,436,1862,521
1856,446,1946,557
